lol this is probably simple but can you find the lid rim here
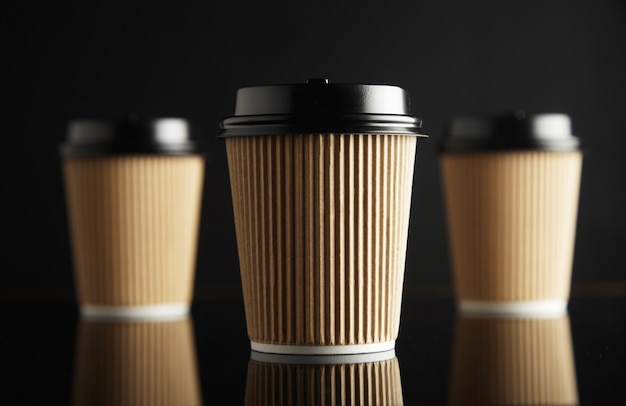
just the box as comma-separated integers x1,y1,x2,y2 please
219,113,425,137
219,131,428,138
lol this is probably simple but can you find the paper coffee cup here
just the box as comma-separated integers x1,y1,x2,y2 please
72,316,202,406
245,350,403,405
220,79,427,354
60,116,204,319
448,314,578,405
440,111,582,316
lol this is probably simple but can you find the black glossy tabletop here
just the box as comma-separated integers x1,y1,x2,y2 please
4,283,626,405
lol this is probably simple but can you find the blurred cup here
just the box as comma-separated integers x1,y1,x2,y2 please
440,111,582,316
73,316,202,406
448,313,578,405
220,78,427,354
246,350,403,405
60,115,204,319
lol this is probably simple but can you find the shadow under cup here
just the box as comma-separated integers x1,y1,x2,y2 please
220,80,427,354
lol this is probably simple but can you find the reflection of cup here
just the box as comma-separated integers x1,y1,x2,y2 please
246,350,403,405
60,116,204,318
440,111,582,316
72,316,202,406
220,79,427,354
448,314,578,405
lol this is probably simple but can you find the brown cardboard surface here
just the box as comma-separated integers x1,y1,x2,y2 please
441,151,582,302
226,134,417,346
63,156,204,306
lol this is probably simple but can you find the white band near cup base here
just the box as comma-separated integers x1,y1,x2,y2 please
459,299,567,318
81,303,189,321
250,340,396,355
250,349,396,365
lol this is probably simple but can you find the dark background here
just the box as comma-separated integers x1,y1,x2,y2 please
5,0,626,291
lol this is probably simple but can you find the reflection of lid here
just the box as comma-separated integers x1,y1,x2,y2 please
441,110,580,152
219,78,427,137
59,115,200,157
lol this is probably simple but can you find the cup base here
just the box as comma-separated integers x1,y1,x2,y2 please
458,299,567,318
250,349,396,365
80,303,190,321
250,340,396,355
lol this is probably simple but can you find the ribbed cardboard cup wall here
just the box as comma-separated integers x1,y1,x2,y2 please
72,317,202,406
448,315,578,405
226,134,417,350
441,151,582,304
245,356,403,405
63,156,204,308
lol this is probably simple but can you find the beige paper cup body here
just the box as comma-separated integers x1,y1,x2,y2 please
245,353,403,405
448,315,578,405
63,156,204,314
72,317,202,406
441,151,582,313
226,134,417,353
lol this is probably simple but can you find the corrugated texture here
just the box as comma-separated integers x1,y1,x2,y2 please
226,134,417,346
448,315,578,405
245,357,403,406
63,156,204,306
73,317,202,406
441,152,582,301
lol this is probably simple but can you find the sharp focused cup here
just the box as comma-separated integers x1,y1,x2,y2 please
440,111,582,316
60,115,204,319
220,79,427,354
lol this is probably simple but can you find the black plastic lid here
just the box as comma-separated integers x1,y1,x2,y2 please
441,110,580,152
219,78,426,137
59,115,201,157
